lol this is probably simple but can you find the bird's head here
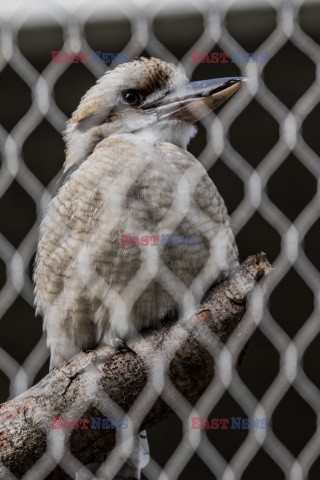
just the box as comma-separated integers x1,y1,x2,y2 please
64,57,243,170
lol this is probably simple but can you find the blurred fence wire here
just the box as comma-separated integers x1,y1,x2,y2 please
0,0,320,478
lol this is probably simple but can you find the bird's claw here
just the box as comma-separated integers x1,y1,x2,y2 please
114,339,137,355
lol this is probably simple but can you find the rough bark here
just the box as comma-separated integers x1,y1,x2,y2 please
0,253,272,479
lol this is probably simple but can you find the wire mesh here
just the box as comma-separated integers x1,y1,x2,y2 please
0,0,320,479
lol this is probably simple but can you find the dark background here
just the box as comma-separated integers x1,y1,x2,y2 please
0,3,319,479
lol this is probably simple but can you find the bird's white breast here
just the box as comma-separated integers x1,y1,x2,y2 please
34,135,238,366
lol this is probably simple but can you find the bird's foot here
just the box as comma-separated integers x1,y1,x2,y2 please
84,348,95,354
114,338,137,355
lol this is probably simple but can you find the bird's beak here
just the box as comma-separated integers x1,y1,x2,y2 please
143,77,245,122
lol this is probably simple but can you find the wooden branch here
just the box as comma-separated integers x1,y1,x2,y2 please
0,253,271,479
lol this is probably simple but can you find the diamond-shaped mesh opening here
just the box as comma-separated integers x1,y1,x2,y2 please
272,386,316,456
0,65,32,131
264,41,316,108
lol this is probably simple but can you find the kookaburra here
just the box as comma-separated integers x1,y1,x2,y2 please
34,57,243,479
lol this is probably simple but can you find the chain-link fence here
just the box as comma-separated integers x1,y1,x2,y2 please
0,0,320,478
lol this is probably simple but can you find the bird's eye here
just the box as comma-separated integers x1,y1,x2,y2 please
121,90,142,106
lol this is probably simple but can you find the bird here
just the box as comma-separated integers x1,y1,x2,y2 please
34,57,243,479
